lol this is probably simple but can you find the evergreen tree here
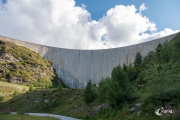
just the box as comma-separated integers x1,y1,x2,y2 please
98,77,111,101
122,63,127,72
83,80,96,103
127,63,136,81
108,65,135,108
155,43,162,61
143,51,156,66
134,52,142,67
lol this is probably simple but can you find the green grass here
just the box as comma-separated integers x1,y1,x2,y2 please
0,114,59,120
0,81,29,102
0,86,164,120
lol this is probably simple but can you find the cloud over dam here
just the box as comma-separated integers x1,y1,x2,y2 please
0,33,178,88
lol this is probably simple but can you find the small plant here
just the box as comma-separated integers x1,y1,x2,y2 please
13,91,19,98
29,84,34,91
17,109,25,115
2,108,11,114
0,96,4,102
57,84,62,91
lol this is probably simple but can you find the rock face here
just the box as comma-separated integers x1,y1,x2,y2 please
0,33,179,88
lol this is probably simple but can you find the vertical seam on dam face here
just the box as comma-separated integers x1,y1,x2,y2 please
0,33,179,88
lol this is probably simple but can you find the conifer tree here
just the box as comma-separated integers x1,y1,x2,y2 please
122,63,127,72
108,65,135,108
134,52,142,67
83,80,96,103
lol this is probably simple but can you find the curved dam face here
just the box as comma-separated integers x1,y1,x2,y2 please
0,33,179,88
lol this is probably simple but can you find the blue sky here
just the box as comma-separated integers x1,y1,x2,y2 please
75,0,180,32
0,0,179,49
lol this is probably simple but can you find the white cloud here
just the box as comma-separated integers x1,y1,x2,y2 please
0,1,179,49
139,3,147,13
81,3,87,10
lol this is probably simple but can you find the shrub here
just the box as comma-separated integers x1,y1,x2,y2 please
83,80,96,103
144,89,180,112
127,63,137,82
98,77,111,101
134,52,142,67
108,65,136,109
17,109,25,115
0,96,4,102
29,84,34,91
13,91,19,97
2,108,11,114
57,84,62,91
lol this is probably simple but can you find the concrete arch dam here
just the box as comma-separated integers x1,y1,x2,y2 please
0,33,179,88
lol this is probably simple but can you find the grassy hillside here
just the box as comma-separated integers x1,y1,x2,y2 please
0,40,59,88
0,86,160,120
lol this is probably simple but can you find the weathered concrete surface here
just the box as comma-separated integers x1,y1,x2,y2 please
0,33,179,88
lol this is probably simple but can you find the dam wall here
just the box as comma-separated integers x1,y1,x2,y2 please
0,33,179,88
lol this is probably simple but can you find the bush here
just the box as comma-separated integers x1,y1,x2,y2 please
144,89,180,111
2,108,11,114
83,80,97,103
0,96,4,102
29,84,34,91
13,91,19,97
127,63,137,82
108,65,136,109
134,52,142,67
17,109,25,115
57,84,63,91
98,77,111,101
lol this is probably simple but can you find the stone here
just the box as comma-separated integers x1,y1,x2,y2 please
137,111,141,116
135,102,141,108
44,100,49,103
129,107,138,113
70,98,74,100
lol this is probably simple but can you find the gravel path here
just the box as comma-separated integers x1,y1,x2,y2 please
11,112,80,120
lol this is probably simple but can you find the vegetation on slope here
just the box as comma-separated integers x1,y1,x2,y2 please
0,82,29,102
0,40,59,88
82,32,180,119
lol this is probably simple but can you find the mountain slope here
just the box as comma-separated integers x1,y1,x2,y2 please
0,40,59,88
